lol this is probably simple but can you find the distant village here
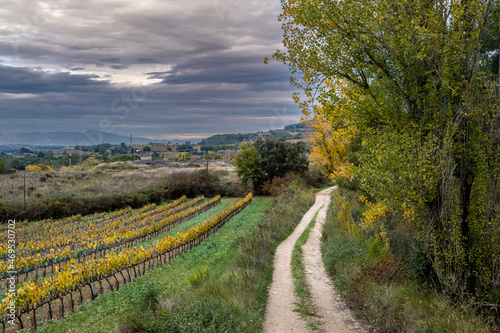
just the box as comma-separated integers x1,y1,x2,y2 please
0,123,311,172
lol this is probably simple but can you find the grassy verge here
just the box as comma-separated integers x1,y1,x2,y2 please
321,189,497,332
291,210,321,330
36,182,315,332
312,185,333,193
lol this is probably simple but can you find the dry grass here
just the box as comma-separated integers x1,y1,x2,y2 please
0,161,237,206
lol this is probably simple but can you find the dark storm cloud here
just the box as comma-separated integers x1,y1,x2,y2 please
157,53,288,87
0,0,300,140
109,64,128,70
0,65,109,93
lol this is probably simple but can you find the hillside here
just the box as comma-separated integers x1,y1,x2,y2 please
198,122,312,147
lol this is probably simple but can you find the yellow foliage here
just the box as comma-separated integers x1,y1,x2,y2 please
25,165,41,172
0,193,252,311
337,200,361,237
39,164,54,172
376,224,390,249
309,113,350,179
81,157,99,170
26,164,55,172
360,198,387,231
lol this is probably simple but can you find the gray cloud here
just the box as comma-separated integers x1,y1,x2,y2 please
0,0,299,141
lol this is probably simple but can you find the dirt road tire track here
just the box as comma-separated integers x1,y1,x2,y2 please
302,187,364,332
263,187,365,333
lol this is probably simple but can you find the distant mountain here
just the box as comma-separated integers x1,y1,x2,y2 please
0,131,195,146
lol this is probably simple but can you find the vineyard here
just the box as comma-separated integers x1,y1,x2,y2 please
0,193,252,332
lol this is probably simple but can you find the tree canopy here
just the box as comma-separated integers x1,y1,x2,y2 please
233,138,309,193
273,0,500,306
233,142,263,193
254,137,308,180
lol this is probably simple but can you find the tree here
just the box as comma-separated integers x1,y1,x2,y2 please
151,151,160,160
233,142,263,194
233,138,308,194
111,147,122,155
11,158,23,170
0,161,5,174
175,152,192,161
20,148,33,154
177,142,193,150
203,151,223,160
143,146,151,152
82,156,99,169
254,137,308,179
273,0,500,304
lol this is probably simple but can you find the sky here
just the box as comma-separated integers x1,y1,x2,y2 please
0,0,302,142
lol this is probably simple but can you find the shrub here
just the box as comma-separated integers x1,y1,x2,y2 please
260,173,299,196
110,155,140,162
303,166,331,188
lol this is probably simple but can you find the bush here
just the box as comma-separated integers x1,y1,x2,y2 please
261,173,299,196
303,166,331,188
110,155,140,162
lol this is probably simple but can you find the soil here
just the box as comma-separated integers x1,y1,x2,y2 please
263,187,367,333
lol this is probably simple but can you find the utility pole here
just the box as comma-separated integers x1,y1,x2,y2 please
23,166,26,210
206,151,209,174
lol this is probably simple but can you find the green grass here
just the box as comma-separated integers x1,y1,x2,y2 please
312,185,333,193
291,210,322,330
35,183,315,333
321,190,497,332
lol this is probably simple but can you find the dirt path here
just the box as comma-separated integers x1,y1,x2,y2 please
302,187,365,332
263,187,365,333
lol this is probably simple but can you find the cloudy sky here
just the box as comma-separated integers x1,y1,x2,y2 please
0,0,301,141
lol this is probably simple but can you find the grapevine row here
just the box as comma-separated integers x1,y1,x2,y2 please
0,197,186,258
0,194,251,332
1,196,219,284
5,197,191,260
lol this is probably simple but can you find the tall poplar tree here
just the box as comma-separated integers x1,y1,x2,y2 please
273,0,500,305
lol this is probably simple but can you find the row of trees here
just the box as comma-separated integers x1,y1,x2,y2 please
274,0,500,309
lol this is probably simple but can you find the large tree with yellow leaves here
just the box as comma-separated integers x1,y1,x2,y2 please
272,0,500,305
